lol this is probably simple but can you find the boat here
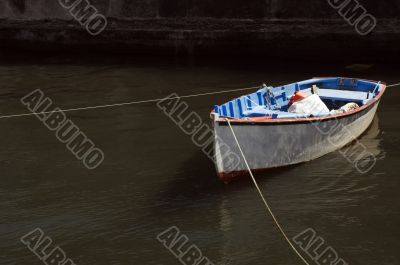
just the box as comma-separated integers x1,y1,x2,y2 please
211,77,386,182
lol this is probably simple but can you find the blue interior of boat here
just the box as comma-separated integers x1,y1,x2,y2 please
214,77,383,119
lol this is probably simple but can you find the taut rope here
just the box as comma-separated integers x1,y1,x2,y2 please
0,86,260,119
225,118,311,265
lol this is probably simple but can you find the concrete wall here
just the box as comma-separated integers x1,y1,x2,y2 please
1,0,399,61
1,0,399,19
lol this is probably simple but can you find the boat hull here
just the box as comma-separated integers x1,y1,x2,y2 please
213,100,380,182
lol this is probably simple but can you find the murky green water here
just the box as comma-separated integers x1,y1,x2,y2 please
0,58,399,265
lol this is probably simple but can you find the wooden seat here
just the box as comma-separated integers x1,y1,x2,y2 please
317,89,370,103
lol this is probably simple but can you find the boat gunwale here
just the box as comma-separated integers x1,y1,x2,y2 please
213,78,386,125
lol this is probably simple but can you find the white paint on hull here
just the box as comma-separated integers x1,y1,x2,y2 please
213,102,380,175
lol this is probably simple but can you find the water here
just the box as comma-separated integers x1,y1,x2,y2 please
0,57,399,265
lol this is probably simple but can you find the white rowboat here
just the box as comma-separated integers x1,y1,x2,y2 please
211,77,386,182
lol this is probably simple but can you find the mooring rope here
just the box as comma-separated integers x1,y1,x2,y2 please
1,82,399,120
0,86,260,120
225,118,311,265
386,82,400,88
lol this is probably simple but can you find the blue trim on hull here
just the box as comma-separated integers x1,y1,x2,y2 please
214,77,384,120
